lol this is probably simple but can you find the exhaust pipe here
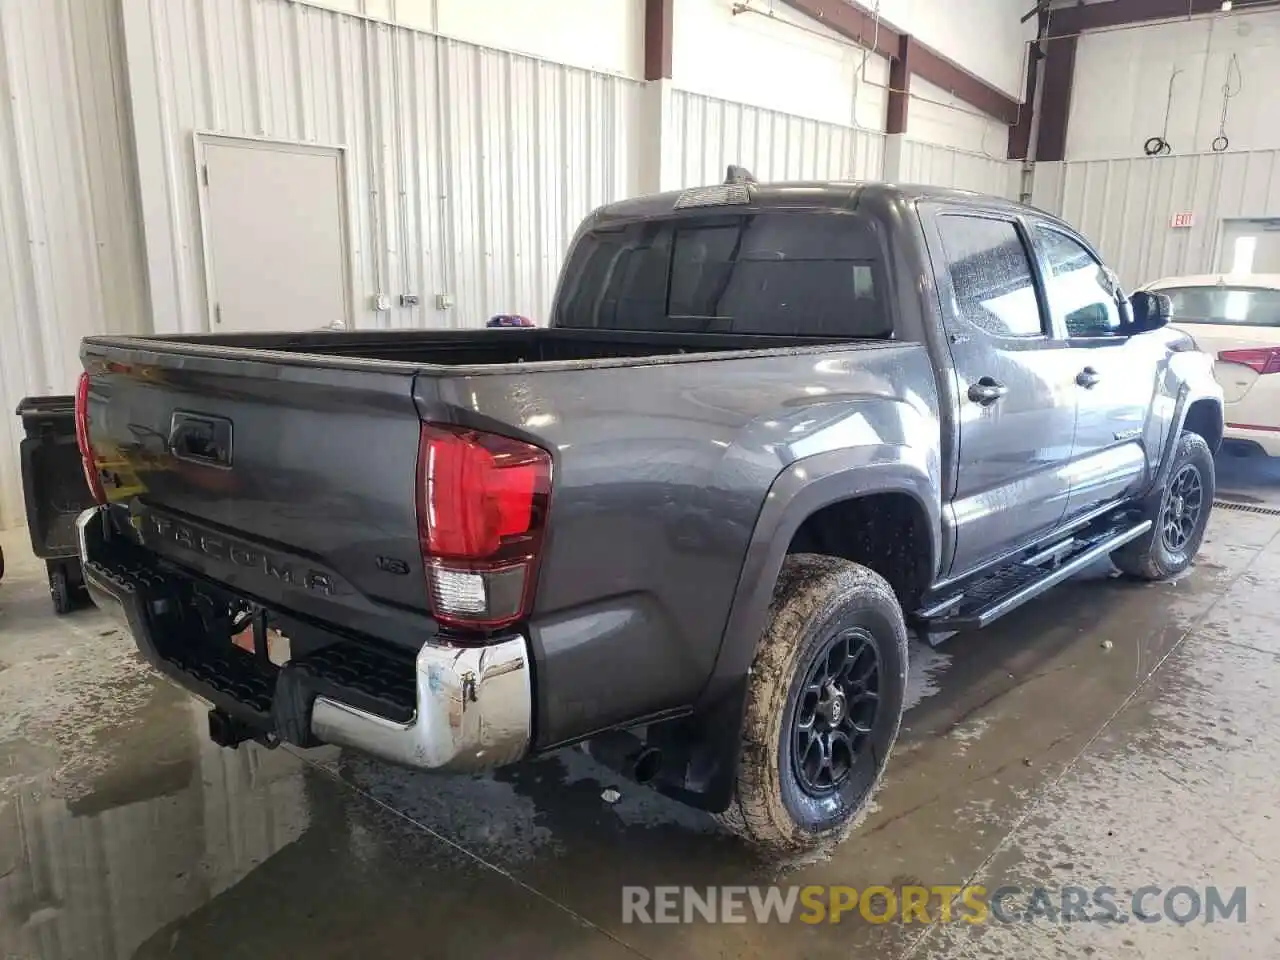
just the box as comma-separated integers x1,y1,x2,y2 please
587,730,664,785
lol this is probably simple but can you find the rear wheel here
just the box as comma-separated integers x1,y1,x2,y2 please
50,567,74,615
1112,430,1214,580
715,554,907,853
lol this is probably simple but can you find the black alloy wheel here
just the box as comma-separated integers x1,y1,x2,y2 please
1161,462,1204,553
790,626,881,797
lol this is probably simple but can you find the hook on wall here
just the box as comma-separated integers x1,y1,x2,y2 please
1144,65,1184,157
1212,53,1242,153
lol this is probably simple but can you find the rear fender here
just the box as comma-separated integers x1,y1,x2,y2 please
647,447,938,813
696,445,941,711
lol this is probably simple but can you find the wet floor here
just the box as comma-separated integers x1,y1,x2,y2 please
2,456,1280,959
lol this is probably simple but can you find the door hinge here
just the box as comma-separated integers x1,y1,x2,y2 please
202,164,209,186
214,303,222,324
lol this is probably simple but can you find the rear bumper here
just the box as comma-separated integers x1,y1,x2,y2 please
77,507,531,772
1224,422,1280,457
308,644,531,771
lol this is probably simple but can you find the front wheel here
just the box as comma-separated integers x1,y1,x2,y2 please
715,554,908,854
1112,430,1215,580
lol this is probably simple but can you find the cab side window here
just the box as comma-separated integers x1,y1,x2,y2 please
937,215,1046,338
1036,227,1123,337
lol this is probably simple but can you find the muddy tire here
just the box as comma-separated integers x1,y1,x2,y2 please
1112,430,1214,580
50,567,74,616
714,554,908,854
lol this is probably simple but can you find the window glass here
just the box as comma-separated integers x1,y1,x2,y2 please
1036,228,1123,337
937,216,1044,338
557,225,670,330
555,213,892,338
668,226,739,318
1159,285,1280,327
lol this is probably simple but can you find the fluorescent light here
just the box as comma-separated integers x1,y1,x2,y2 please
1222,1,1233,9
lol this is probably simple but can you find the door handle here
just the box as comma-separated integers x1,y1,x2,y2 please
968,377,1008,405
169,411,233,467
1076,367,1102,388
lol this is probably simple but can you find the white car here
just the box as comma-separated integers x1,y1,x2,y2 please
1144,274,1280,457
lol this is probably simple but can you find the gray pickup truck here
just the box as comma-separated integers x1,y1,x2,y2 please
74,175,1223,853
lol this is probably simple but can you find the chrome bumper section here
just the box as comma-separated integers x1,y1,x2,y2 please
310,638,530,771
77,506,531,773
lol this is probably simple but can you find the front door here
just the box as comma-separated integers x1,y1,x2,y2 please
1031,225,1152,520
925,209,1080,578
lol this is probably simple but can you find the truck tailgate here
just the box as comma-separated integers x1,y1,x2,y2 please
81,341,430,644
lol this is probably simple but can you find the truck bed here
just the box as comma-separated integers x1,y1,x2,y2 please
79,326,933,743
121,327,878,370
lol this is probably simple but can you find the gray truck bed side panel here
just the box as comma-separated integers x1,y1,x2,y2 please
414,343,943,747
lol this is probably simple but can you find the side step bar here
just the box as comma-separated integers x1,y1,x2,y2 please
917,520,1152,635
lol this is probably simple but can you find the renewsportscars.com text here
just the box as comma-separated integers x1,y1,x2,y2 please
621,885,1248,926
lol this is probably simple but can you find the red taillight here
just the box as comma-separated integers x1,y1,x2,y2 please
416,423,551,630
1218,347,1280,375
74,372,106,504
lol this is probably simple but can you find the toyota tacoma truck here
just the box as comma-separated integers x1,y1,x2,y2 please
74,175,1223,853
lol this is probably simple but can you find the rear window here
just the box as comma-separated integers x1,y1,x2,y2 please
554,212,892,338
1159,286,1280,327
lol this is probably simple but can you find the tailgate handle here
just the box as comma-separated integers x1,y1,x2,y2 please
170,411,233,468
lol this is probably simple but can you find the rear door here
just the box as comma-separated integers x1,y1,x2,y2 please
1030,225,1153,519
922,207,1078,577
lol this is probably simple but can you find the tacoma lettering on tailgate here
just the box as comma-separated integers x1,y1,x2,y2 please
146,515,338,596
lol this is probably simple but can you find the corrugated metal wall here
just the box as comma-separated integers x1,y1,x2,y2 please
0,0,147,529
1066,10,1280,161
128,0,644,337
1032,150,1280,289
663,91,1022,199
898,139,1020,199
665,89,886,189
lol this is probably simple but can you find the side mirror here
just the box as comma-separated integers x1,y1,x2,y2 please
1129,291,1171,332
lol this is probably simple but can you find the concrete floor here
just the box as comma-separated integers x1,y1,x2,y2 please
3,457,1280,959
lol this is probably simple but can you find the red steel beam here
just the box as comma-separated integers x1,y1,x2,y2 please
886,33,913,134
1034,32,1077,162
644,0,674,81
910,44,1020,125
1007,27,1043,160
781,0,1021,125
779,0,901,59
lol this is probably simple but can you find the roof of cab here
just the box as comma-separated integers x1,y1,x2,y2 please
591,179,1041,224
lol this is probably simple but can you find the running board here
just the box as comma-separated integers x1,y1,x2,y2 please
917,520,1152,635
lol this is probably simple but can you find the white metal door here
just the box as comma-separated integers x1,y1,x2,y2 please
198,137,350,332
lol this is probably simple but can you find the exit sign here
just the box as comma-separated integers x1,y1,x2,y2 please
1171,212,1195,228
